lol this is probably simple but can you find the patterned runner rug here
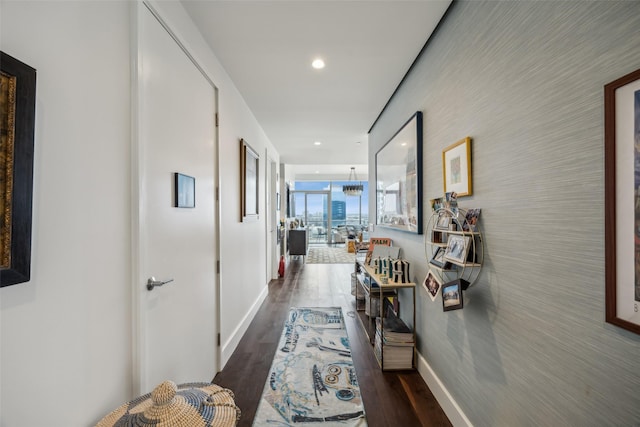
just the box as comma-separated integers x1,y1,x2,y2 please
306,247,356,264
253,307,367,426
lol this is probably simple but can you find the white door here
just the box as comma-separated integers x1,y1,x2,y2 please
133,3,219,394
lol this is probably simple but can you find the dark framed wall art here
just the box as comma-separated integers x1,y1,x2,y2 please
605,66,640,335
174,172,195,208
375,111,423,234
1,52,36,287
240,138,259,221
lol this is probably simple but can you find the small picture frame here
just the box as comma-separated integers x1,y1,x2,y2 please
174,172,195,208
435,214,451,230
429,247,452,270
422,270,442,302
443,137,472,197
442,279,464,311
443,234,471,265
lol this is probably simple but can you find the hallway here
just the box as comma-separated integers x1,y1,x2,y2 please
213,259,452,427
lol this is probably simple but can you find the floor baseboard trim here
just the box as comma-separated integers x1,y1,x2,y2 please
220,285,269,368
416,351,473,427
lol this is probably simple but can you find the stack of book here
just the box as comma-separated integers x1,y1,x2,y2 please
374,316,414,370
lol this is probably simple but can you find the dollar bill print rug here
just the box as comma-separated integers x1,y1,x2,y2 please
253,307,367,426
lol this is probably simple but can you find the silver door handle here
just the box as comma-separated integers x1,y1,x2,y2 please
147,277,174,291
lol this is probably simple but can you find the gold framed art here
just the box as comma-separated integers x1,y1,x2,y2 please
442,137,472,197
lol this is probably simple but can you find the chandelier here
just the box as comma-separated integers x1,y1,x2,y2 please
343,167,363,196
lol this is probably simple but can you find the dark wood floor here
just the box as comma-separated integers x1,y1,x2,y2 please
213,258,452,427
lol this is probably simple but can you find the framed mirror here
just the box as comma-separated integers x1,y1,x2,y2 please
240,138,259,221
375,111,423,234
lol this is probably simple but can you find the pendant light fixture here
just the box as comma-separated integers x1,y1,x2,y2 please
343,167,363,196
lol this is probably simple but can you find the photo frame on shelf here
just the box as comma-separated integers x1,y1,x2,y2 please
240,138,259,221
442,137,472,197
1,52,36,287
423,269,442,302
435,213,451,230
429,247,452,270
174,173,195,208
443,234,471,265
604,66,640,335
375,111,423,234
442,279,464,311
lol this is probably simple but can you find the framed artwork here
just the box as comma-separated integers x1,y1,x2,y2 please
423,269,442,302
375,111,423,234
1,52,36,287
240,138,259,221
442,279,464,311
442,137,472,197
443,234,471,265
174,173,195,208
604,66,640,335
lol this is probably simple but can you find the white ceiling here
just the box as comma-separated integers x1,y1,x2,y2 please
181,0,451,179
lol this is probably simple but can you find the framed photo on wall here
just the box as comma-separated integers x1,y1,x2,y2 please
174,173,195,208
442,137,472,197
240,138,259,222
604,66,640,335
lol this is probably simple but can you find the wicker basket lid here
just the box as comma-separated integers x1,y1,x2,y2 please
96,381,240,427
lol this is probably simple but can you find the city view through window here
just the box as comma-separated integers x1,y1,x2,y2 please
290,181,369,245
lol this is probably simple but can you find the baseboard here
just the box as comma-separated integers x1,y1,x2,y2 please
416,351,473,427
220,285,269,368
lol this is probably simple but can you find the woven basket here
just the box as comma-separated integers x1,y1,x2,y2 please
96,380,240,427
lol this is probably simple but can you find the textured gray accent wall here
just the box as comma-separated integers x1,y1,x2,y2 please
368,1,640,425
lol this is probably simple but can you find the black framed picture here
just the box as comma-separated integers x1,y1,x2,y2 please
429,246,452,270
1,52,36,287
442,279,464,311
174,172,195,208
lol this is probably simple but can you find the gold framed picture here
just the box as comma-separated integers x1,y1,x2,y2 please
442,137,472,197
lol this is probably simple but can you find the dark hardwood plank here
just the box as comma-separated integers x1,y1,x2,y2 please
213,258,452,427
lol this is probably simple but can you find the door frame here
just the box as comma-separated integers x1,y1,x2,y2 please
130,0,221,395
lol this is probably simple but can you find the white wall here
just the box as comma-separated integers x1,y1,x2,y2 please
0,1,132,425
140,1,280,367
0,1,278,424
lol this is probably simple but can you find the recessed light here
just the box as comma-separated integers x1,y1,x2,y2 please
312,58,325,69
314,141,322,146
